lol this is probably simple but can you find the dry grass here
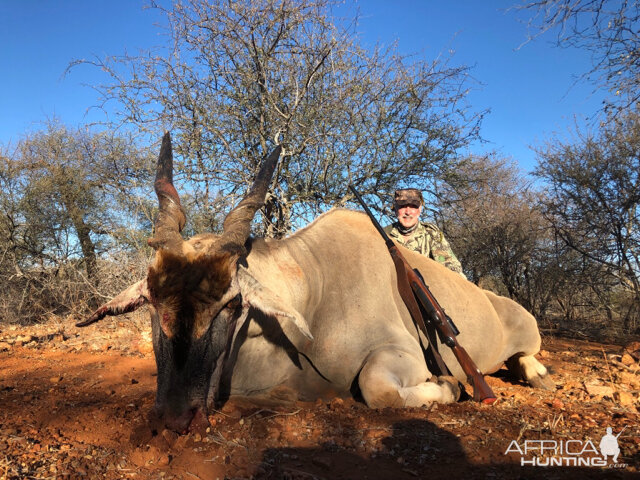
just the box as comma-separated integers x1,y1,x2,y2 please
0,250,150,325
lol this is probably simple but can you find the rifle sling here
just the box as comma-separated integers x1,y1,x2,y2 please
390,252,451,378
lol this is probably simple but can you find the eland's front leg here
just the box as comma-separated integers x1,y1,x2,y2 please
358,346,460,408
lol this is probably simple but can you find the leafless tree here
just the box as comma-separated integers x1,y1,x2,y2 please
71,0,483,236
433,154,626,334
518,0,640,113
434,155,552,315
534,108,640,332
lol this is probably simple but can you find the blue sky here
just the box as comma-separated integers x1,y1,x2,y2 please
0,1,606,174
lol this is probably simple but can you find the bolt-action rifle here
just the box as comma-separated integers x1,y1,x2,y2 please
349,184,496,404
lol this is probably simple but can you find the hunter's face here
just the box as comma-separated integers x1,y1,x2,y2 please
396,204,422,229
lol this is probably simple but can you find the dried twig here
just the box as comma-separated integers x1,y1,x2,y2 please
261,408,301,420
0,455,12,478
245,408,276,419
209,409,233,418
601,347,619,397
516,421,532,443
547,413,564,435
208,431,247,450
608,358,639,373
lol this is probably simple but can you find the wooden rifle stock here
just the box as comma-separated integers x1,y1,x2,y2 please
349,184,496,405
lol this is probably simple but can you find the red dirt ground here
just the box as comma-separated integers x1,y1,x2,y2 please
1,316,639,479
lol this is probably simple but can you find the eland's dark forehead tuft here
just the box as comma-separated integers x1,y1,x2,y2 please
148,249,235,301
147,250,236,339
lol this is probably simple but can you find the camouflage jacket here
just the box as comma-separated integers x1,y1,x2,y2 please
384,222,466,278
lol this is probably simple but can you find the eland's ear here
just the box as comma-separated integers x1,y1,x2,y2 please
236,265,313,340
76,279,150,327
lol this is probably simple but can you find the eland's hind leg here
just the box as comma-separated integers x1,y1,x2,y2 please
358,346,460,408
506,353,555,390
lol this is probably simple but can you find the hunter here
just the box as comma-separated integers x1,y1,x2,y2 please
384,188,466,278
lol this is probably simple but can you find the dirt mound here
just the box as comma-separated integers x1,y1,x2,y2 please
1,317,639,479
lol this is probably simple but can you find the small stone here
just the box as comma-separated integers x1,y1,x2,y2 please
584,383,614,398
617,391,635,406
224,409,242,420
562,381,582,391
621,353,636,366
618,372,640,389
16,335,33,344
162,429,178,446
137,342,154,355
551,398,564,409
625,341,640,360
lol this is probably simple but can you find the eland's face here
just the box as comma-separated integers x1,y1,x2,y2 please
146,249,241,432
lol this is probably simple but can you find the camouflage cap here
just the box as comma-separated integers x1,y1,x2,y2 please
393,188,424,208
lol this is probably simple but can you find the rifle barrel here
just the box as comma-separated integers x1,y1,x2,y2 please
348,185,393,245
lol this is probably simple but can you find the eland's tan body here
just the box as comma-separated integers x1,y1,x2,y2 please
80,134,553,432
219,208,552,407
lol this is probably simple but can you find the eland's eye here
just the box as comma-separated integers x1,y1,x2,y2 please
225,295,241,311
